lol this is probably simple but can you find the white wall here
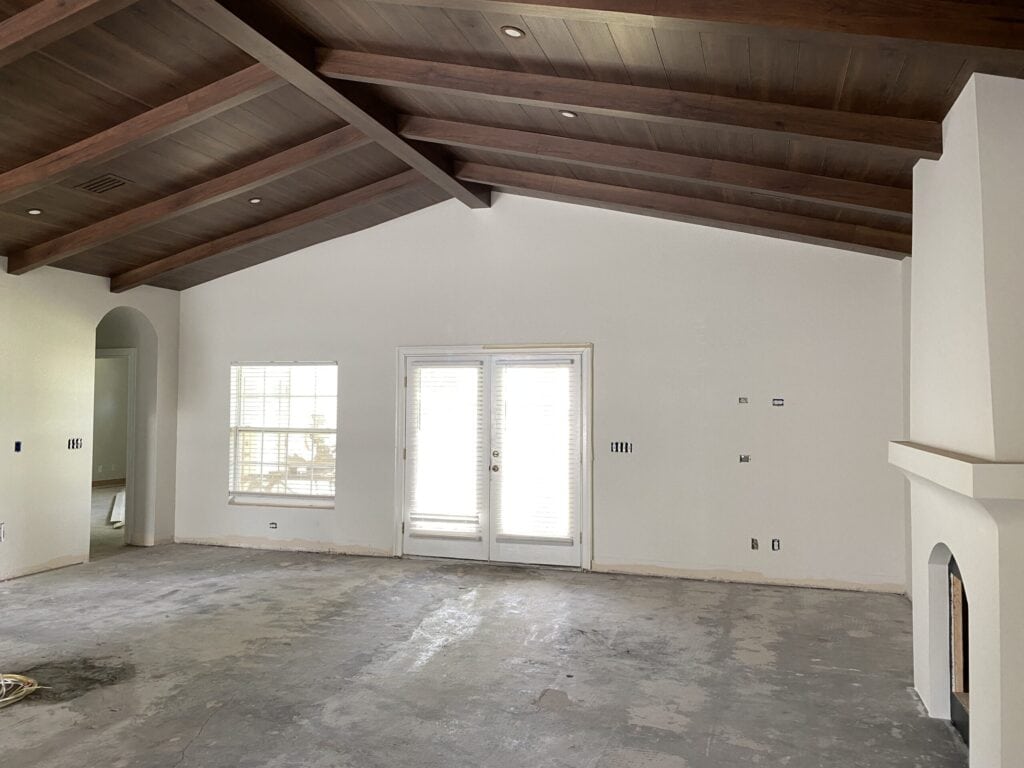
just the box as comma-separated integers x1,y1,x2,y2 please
176,194,907,591
0,260,179,580
92,356,129,483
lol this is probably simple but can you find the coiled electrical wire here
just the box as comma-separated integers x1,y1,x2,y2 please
0,674,39,708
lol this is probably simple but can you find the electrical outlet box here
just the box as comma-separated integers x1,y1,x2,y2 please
751,538,759,550
269,522,278,530
738,397,749,404
739,454,751,463
14,441,21,453
771,538,781,551
0,522,6,543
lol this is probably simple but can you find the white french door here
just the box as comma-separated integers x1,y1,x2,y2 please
401,349,587,567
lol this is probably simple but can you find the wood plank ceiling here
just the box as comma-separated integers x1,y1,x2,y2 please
1,0,1022,290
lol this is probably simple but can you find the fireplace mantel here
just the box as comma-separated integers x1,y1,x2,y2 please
889,441,1024,500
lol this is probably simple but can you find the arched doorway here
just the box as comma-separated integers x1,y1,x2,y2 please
90,307,159,557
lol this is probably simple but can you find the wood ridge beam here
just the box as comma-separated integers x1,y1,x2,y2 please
169,0,490,209
110,169,428,292
0,0,141,69
0,63,280,206
456,162,911,259
318,49,942,159
398,115,912,218
7,125,370,275
369,0,1024,62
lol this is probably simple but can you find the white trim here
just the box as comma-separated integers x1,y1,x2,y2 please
94,348,137,549
392,344,594,570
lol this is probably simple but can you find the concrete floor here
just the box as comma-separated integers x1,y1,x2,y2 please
89,486,125,561
0,546,966,768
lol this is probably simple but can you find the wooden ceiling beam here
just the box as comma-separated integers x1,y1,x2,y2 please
110,169,429,292
455,162,911,259
6,126,370,275
168,0,490,209
369,0,1024,61
0,63,280,206
398,115,912,218
318,49,942,159
0,0,141,69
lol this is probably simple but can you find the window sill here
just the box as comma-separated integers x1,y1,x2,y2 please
228,495,335,510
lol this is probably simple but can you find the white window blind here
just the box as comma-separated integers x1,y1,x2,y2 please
406,362,486,538
229,363,337,501
492,359,579,542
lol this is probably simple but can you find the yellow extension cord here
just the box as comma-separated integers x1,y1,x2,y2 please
0,674,40,708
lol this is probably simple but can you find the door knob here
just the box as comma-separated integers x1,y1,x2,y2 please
491,464,500,472
492,450,500,458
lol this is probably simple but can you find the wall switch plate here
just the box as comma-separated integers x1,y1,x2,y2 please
738,397,749,404
269,522,278,530
0,522,5,543
772,398,785,407
14,441,21,453
610,441,633,453
771,538,781,551
751,538,759,550
739,454,751,463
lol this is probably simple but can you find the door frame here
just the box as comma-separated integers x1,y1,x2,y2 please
93,347,137,549
393,344,593,569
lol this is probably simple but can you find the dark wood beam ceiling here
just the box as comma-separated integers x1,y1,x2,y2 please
0,0,141,69
456,163,911,259
7,126,371,275
317,49,942,159
369,0,1024,61
5,0,1016,289
110,169,428,292
398,115,912,217
168,0,490,209
0,63,280,206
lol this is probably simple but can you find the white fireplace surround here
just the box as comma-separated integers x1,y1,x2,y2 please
890,442,1024,767
898,72,1024,768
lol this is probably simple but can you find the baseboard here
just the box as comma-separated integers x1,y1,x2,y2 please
174,534,393,558
591,561,906,595
92,478,126,488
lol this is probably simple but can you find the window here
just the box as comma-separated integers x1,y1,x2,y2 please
229,363,338,506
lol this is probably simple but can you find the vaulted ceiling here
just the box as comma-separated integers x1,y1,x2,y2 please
1,0,1022,290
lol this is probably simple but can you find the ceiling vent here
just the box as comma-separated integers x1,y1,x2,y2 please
75,173,131,194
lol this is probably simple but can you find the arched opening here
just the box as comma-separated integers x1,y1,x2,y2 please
925,542,970,744
91,307,159,557
948,556,970,745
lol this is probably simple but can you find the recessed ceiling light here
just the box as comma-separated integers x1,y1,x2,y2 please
26,208,43,215
248,197,262,205
501,25,526,39
559,110,578,118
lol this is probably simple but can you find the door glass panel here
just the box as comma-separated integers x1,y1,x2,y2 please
492,360,579,542
406,363,485,538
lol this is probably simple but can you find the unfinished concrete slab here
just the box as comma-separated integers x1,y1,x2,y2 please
0,546,966,767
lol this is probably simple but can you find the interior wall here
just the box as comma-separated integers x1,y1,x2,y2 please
176,194,907,591
0,260,179,581
92,356,129,483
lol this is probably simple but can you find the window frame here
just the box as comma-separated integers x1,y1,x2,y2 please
228,361,339,509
